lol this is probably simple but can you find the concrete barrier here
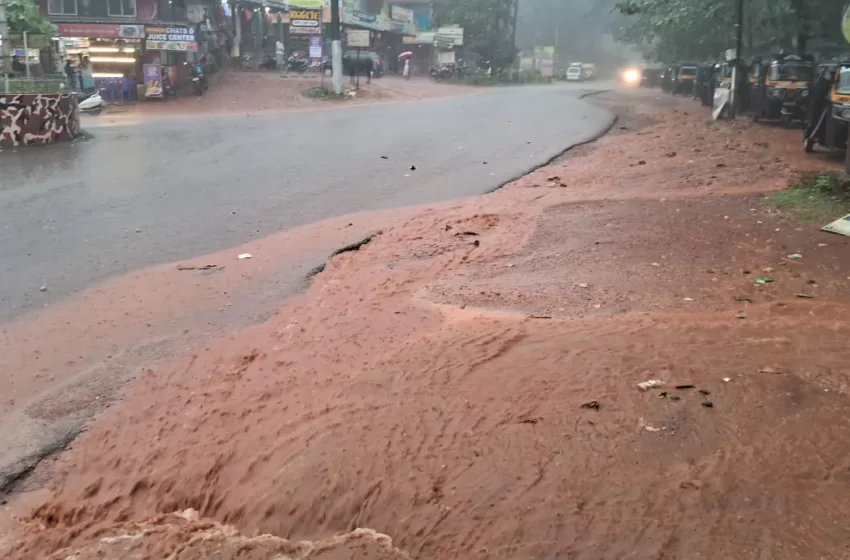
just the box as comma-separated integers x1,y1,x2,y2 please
0,93,79,148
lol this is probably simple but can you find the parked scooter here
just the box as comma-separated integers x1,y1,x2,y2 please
285,54,310,74
185,61,208,96
77,89,105,116
161,67,177,97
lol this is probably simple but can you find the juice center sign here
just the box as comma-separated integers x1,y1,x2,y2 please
145,26,198,52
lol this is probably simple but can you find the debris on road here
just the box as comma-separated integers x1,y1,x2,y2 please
39,285,47,292
410,165,417,171
753,277,774,285
528,314,552,320
701,402,714,408
759,367,782,374
518,417,541,425
577,283,589,288
787,253,802,260
795,293,814,299
177,264,221,271
238,253,253,260
732,296,752,303
723,377,732,382
580,401,600,410
638,379,664,391
380,156,389,160
675,384,696,390
736,311,747,319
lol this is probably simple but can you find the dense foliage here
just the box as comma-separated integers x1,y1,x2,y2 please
432,0,518,70
7,0,53,35
614,0,847,61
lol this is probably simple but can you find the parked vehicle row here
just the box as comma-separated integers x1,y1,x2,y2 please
645,52,850,168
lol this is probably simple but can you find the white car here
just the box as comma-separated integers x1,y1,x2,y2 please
566,67,582,81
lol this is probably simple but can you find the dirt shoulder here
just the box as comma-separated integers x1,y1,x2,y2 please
6,89,850,559
94,70,476,123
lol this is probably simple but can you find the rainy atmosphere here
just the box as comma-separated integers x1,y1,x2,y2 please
2,0,850,557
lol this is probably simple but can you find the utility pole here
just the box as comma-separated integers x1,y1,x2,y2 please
0,0,9,76
330,0,342,94
510,0,519,71
731,0,744,117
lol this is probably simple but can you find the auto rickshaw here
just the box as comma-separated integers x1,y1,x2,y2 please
714,61,733,90
641,65,663,88
661,64,678,93
751,53,814,126
674,63,698,95
803,57,850,156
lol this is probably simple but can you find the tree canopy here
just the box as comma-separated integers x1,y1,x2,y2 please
8,0,53,36
614,0,847,61
432,0,517,69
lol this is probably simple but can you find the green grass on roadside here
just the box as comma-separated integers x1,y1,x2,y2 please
765,171,850,223
302,86,341,100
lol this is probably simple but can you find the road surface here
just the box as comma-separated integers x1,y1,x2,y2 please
0,82,612,323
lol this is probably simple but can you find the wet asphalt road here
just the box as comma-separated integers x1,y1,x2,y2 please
0,83,613,323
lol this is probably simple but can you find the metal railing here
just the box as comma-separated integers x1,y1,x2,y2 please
0,74,70,95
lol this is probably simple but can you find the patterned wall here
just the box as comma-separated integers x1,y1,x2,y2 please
0,94,80,148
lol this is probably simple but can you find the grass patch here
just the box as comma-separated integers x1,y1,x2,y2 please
765,171,850,222
302,86,340,99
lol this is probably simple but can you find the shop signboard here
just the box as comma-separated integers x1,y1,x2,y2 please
57,23,145,39
289,9,322,35
287,0,324,7
309,36,323,58
346,29,370,48
390,6,415,36
436,26,463,46
143,63,163,98
145,26,198,52
402,31,435,45
534,45,555,77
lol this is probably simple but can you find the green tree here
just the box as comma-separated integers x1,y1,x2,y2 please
8,0,53,35
432,0,518,70
614,0,847,61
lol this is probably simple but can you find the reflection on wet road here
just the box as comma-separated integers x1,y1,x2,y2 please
0,84,611,322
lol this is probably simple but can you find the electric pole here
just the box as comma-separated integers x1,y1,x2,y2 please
330,0,342,94
0,0,9,75
731,0,744,117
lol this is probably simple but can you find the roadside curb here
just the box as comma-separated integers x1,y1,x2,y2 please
486,89,617,193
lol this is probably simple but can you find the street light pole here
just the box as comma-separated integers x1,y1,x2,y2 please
330,0,342,94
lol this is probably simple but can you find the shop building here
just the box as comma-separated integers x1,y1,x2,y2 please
36,0,204,100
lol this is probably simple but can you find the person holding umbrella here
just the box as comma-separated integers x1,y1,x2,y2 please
399,51,413,80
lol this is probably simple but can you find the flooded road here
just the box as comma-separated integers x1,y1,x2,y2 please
0,83,611,322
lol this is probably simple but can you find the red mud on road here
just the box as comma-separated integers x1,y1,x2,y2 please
7,90,850,559
101,70,474,122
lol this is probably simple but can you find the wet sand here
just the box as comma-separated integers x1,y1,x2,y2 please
6,90,850,559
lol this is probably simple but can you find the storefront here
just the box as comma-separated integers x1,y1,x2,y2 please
142,25,199,99
56,23,144,101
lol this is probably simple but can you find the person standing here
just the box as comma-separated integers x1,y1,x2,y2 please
403,57,410,80
79,56,95,93
275,39,285,72
65,58,79,92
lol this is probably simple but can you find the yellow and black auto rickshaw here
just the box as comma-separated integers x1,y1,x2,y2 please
674,63,697,95
714,61,733,90
803,58,850,156
751,54,814,126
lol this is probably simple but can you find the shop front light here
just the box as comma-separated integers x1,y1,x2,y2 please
89,57,136,63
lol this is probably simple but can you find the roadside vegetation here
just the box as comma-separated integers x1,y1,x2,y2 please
766,171,850,222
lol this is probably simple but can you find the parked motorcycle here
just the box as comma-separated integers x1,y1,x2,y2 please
185,61,208,96
285,55,310,74
161,68,177,98
77,90,105,116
